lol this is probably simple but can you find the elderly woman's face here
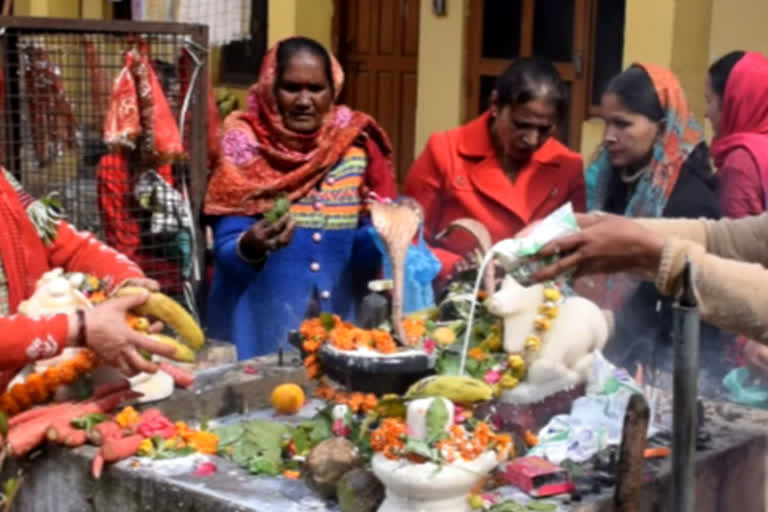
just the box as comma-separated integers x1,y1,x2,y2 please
276,51,333,133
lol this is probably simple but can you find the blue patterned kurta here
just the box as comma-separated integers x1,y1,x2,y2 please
206,147,381,359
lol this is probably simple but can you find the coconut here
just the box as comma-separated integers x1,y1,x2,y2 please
304,438,363,499
336,468,384,512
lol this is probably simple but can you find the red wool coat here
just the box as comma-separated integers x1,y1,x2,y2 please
404,112,585,278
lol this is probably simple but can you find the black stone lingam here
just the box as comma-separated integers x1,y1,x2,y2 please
289,330,434,395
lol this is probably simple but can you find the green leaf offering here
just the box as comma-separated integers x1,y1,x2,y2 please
264,195,290,224
3,478,18,501
71,374,94,401
71,413,108,431
154,445,197,460
248,457,281,476
297,416,333,446
489,501,526,512
525,502,557,511
425,398,449,443
319,312,336,332
404,439,438,462
0,411,8,438
214,420,291,476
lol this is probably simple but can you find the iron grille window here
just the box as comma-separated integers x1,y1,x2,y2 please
0,17,208,314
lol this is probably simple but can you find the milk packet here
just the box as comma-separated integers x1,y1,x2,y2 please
489,202,580,285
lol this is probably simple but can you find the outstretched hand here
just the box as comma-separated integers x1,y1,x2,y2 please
532,213,666,282
83,292,177,376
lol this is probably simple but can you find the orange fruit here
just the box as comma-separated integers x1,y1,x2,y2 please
270,383,306,415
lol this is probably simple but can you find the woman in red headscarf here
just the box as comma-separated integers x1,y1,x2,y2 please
706,51,768,376
706,51,768,218
203,37,396,359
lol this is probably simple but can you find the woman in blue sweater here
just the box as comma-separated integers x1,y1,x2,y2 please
203,37,396,358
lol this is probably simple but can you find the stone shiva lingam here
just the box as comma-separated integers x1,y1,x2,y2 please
371,396,509,512
298,198,439,395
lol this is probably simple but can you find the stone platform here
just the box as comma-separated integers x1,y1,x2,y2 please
5,358,768,512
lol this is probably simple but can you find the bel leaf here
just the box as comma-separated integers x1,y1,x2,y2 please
71,413,108,431
525,502,557,511
213,423,245,447
404,439,437,461
426,398,449,443
319,313,336,332
291,427,309,455
489,501,526,512
248,456,282,476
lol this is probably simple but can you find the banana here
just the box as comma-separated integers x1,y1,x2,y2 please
145,333,196,363
116,287,205,350
404,375,494,404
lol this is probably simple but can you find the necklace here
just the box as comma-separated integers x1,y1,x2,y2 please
498,282,563,389
620,166,647,184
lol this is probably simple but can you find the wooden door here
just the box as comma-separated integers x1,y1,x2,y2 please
333,0,420,185
466,0,593,149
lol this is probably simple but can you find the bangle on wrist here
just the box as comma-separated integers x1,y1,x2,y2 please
236,232,269,266
76,309,87,347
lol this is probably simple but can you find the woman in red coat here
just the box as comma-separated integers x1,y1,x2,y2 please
405,58,584,280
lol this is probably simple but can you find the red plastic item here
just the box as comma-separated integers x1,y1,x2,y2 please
500,456,575,497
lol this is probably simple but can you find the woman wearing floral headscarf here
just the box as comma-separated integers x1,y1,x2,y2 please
584,63,729,394
204,37,397,359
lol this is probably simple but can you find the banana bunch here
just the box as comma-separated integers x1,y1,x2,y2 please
404,375,494,405
214,87,239,119
118,287,205,363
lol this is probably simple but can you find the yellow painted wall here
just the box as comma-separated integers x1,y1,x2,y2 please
413,0,466,156
670,0,713,121
14,0,110,18
622,0,676,68
709,0,768,60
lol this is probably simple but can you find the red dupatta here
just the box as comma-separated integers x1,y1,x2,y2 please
203,37,394,216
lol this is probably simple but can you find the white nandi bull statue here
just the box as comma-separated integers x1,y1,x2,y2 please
487,274,609,403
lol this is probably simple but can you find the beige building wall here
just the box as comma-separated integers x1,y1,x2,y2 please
709,0,768,59
413,0,466,156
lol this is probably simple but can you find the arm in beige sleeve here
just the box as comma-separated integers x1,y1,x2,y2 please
655,237,768,344
635,213,768,267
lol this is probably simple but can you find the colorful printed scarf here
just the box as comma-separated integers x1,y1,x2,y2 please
586,63,704,217
584,63,704,310
203,37,394,216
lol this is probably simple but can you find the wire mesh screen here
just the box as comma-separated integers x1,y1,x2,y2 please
0,18,208,310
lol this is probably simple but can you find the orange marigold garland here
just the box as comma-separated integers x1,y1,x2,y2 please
369,417,512,464
402,316,426,346
313,381,378,414
299,315,400,381
0,349,99,416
